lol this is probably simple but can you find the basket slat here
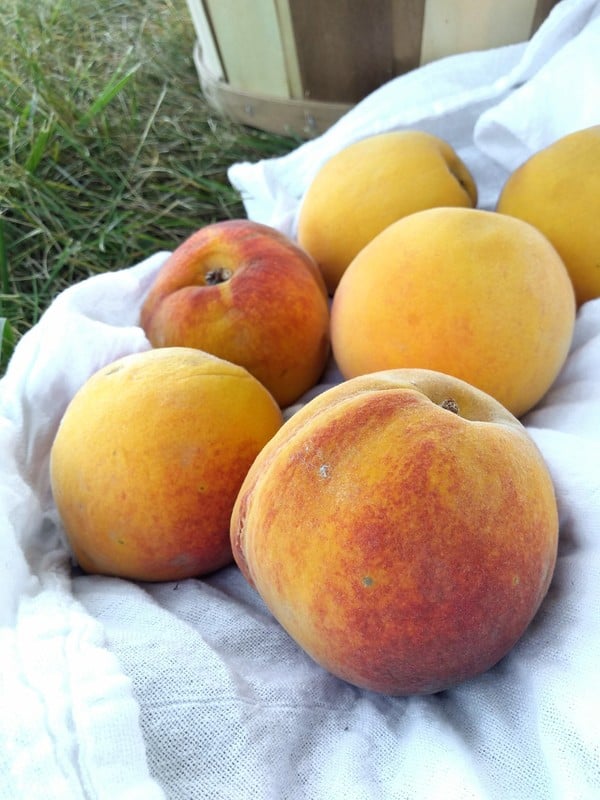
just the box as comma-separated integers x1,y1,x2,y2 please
420,0,539,64
185,0,224,79
205,0,292,98
275,0,304,100
287,0,396,104
391,0,427,73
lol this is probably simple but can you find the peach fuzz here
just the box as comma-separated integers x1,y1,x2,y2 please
297,130,477,293
230,369,559,695
50,347,284,582
331,207,576,418
140,219,330,408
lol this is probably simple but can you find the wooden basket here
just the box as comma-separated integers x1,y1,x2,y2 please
185,0,559,138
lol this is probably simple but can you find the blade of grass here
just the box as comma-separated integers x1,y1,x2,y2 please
0,316,15,373
77,63,141,128
24,116,57,173
130,84,168,167
0,219,8,294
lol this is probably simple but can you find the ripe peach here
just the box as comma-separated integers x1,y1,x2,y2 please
140,219,330,408
50,347,283,582
331,207,575,417
231,369,559,695
497,125,600,306
296,130,477,293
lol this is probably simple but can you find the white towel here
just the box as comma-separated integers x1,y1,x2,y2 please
2,1,600,797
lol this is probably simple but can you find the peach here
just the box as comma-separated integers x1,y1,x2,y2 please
50,347,283,582
497,125,600,306
140,219,330,408
296,130,477,293
230,369,559,695
331,207,575,418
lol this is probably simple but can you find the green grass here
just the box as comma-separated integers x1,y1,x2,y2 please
0,0,297,373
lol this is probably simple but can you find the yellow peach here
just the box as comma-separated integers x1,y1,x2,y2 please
231,368,559,695
497,125,600,306
297,130,477,293
50,347,283,582
331,207,575,417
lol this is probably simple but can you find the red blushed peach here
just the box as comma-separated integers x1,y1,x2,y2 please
231,368,559,695
140,219,330,408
